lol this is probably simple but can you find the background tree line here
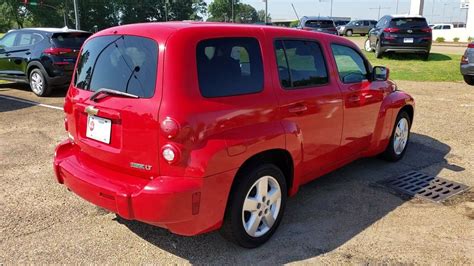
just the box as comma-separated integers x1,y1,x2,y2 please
0,0,271,33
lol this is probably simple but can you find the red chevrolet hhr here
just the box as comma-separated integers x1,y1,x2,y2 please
54,22,414,248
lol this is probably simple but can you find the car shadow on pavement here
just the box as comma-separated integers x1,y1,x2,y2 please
0,82,67,98
116,132,462,264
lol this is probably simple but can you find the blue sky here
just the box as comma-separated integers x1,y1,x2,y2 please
204,0,468,23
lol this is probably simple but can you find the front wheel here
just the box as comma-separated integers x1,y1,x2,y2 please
381,111,411,161
375,41,383,58
364,39,373,52
220,164,287,248
463,75,474,85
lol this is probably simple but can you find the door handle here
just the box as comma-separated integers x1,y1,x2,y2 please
288,104,308,113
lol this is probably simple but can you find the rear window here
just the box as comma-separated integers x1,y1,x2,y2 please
74,35,158,98
196,37,264,98
390,18,428,28
52,33,91,48
305,20,334,29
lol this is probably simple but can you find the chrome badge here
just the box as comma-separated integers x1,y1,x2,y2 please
130,162,152,171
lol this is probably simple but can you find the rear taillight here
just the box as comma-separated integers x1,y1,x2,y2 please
161,144,180,164
461,55,469,64
160,117,180,139
468,43,474,48
303,27,314,31
43,47,73,56
421,28,432,33
384,28,400,33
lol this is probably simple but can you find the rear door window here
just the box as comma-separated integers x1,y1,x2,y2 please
305,20,334,29
196,37,264,98
274,40,329,89
74,35,158,98
52,33,91,49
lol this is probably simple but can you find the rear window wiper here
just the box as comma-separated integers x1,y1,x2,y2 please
90,88,139,102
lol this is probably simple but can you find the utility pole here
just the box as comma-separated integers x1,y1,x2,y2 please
291,3,300,21
73,0,80,30
396,0,399,14
264,0,268,24
369,5,390,20
231,0,234,22
330,0,334,17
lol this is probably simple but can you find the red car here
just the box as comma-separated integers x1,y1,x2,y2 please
54,22,414,248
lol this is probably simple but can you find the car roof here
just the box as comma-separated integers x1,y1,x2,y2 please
389,14,426,19
13,27,90,34
94,22,347,45
302,16,333,21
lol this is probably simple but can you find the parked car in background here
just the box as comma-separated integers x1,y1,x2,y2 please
334,19,351,27
432,24,453,30
298,16,338,35
461,43,474,85
54,22,415,248
365,15,432,59
338,19,377,36
0,28,91,96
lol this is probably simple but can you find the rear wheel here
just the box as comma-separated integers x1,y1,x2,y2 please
220,164,287,248
463,75,474,85
364,39,373,52
381,111,411,161
360,33,366,37
29,68,52,97
375,41,383,58
345,30,353,37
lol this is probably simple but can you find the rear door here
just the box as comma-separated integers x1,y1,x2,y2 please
68,35,161,178
272,38,343,179
6,31,43,79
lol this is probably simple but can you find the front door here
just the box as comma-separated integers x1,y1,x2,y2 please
330,43,385,158
0,32,19,78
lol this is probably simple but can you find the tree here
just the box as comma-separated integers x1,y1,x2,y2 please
257,9,270,23
235,4,257,24
207,0,237,22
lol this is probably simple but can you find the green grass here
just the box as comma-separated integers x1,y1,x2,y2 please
0,33,4,38
364,52,462,82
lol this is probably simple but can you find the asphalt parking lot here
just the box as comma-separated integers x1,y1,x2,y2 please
0,81,473,264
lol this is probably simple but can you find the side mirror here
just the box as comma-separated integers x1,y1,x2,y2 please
372,66,389,81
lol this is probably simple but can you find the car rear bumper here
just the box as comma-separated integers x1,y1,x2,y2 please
380,46,430,53
460,63,474,76
53,139,235,236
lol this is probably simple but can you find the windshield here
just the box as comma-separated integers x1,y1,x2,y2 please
52,32,91,49
305,20,335,29
74,35,158,98
390,18,428,29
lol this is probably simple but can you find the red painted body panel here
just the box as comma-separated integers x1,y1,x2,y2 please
54,22,414,235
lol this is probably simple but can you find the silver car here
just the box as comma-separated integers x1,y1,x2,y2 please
461,43,474,85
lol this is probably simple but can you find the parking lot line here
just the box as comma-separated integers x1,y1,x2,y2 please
0,94,63,111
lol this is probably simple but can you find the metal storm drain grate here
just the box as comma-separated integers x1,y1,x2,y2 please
386,171,470,203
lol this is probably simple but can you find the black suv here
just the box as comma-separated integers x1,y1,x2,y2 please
365,15,432,59
338,20,377,36
0,28,91,96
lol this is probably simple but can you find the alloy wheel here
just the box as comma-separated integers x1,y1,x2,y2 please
393,117,409,155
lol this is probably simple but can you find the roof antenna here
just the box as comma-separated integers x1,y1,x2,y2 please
291,3,300,21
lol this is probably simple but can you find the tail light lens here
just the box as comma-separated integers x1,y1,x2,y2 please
461,55,469,64
383,28,400,33
43,47,73,56
468,43,474,48
161,144,180,164
421,28,432,33
303,27,314,31
160,117,180,139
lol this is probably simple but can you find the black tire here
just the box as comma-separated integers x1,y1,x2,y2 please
381,111,411,161
29,68,52,97
463,75,474,85
345,30,353,37
375,41,383,58
360,33,366,37
220,164,287,248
